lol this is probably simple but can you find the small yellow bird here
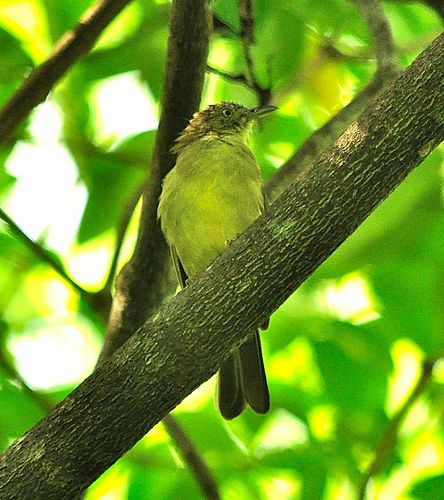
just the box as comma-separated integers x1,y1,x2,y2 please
158,101,277,419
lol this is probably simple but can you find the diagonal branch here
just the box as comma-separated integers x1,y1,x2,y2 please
358,352,444,500
0,342,53,413
0,0,215,490
0,0,218,494
0,0,136,145
163,415,221,500
0,207,88,297
1,193,219,499
266,0,401,201
206,64,253,92
0,30,442,498
0,207,112,320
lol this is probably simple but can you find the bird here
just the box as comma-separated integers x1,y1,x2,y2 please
157,101,277,419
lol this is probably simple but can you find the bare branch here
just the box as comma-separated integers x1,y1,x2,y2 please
237,0,271,106
163,415,221,500
0,343,53,413
94,2,220,498
0,207,113,321
206,64,253,90
0,0,135,145
99,181,221,500
0,207,88,297
266,0,401,201
358,0,401,74
238,0,255,45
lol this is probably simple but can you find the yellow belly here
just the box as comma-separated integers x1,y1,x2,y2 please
158,138,264,277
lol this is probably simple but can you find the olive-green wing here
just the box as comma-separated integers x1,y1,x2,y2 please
171,246,188,289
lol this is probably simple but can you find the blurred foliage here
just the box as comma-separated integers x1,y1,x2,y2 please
0,0,443,499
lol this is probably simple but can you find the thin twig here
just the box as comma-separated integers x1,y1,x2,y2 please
0,208,88,296
237,0,271,106
238,0,255,45
163,415,221,500
102,183,143,295
266,0,401,201
358,0,401,75
0,208,111,321
0,343,53,413
206,65,253,91
358,353,444,499
238,0,255,86
0,0,135,145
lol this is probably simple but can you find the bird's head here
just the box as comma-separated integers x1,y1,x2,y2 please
172,102,277,153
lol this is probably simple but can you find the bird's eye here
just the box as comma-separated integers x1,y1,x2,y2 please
222,109,232,117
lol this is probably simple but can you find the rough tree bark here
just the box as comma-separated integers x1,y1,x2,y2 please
0,30,442,499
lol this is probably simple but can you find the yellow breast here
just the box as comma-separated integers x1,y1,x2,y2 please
158,137,264,277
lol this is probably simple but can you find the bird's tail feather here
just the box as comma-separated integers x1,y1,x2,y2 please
218,352,245,420
239,331,269,414
218,331,269,420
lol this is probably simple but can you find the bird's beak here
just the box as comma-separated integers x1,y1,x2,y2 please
248,105,278,120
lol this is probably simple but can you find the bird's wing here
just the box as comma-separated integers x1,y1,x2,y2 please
171,246,188,289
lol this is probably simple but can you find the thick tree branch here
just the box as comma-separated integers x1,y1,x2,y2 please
0,31,442,498
1,196,218,499
266,0,401,201
0,0,136,145
0,0,217,493
358,353,444,500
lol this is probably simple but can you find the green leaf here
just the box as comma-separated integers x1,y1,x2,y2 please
371,260,444,354
410,475,444,500
313,322,391,410
0,369,46,450
0,28,34,83
80,5,170,99
40,0,92,41
112,130,156,165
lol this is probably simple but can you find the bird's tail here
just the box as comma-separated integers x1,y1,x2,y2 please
217,331,269,420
